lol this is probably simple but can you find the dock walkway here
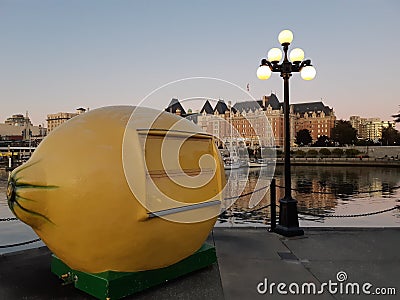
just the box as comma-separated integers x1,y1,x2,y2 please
0,227,399,299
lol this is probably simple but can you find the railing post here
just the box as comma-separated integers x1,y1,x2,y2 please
270,178,276,232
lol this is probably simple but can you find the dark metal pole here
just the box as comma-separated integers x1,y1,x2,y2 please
283,75,291,198
270,178,276,232
274,48,304,237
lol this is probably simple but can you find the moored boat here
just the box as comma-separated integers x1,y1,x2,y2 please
249,158,269,168
223,157,241,169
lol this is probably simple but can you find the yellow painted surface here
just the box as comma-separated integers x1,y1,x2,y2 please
8,106,224,273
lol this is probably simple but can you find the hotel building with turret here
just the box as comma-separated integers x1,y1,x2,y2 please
165,94,336,148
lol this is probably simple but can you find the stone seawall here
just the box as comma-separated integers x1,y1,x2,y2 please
276,157,400,167
291,146,400,158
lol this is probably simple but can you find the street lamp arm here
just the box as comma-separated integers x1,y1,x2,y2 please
260,59,273,69
260,59,284,73
260,58,314,74
299,59,312,70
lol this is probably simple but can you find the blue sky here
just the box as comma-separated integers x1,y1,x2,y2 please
0,0,399,125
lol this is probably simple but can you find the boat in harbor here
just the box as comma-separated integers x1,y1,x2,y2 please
248,158,269,168
223,157,241,169
221,144,247,170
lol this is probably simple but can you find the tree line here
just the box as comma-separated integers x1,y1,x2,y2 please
295,119,400,147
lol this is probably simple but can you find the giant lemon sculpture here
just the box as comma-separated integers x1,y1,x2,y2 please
7,106,224,273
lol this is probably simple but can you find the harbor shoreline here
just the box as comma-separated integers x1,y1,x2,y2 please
275,157,400,167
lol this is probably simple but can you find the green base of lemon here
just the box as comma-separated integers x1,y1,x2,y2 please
51,243,217,300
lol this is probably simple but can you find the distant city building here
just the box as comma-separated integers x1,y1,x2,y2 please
165,98,186,117
47,108,87,132
232,96,335,146
350,116,395,141
349,116,362,137
232,95,283,146
166,94,336,147
1,112,46,142
4,113,32,127
196,100,239,147
165,99,199,124
293,102,336,142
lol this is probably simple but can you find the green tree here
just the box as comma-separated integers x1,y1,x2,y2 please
381,126,400,145
313,135,332,147
307,149,318,157
319,148,331,157
332,148,344,157
331,120,357,146
345,149,360,157
294,150,306,157
295,129,312,146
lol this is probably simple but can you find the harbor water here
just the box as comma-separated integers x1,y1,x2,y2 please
1,165,400,254
219,165,400,228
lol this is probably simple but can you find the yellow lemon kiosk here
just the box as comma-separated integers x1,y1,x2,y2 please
7,106,225,299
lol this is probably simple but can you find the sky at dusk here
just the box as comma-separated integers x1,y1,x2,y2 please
0,0,399,125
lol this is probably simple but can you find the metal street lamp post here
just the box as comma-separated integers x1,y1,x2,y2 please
257,29,316,237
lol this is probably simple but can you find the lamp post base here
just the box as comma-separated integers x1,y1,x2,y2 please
274,225,304,237
274,197,304,237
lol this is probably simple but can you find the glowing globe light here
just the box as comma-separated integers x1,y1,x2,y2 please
289,48,305,63
278,29,293,45
257,65,272,80
300,65,316,80
267,48,282,62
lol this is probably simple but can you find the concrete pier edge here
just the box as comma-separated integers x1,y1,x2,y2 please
1,227,399,299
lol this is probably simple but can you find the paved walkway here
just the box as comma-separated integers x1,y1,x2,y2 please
0,228,399,299
213,227,400,300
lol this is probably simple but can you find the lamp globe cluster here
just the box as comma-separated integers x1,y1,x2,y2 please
257,29,316,81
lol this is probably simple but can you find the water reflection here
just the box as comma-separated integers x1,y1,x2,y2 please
223,167,273,208
1,165,400,252
0,169,9,210
218,165,400,227
0,170,44,254
287,166,400,199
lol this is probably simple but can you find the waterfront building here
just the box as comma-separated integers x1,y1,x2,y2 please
178,94,335,148
47,108,86,132
4,114,32,127
196,100,235,148
165,98,186,117
232,97,335,146
233,95,284,147
0,124,45,141
349,116,362,134
293,102,336,142
350,116,395,141
1,112,46,141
